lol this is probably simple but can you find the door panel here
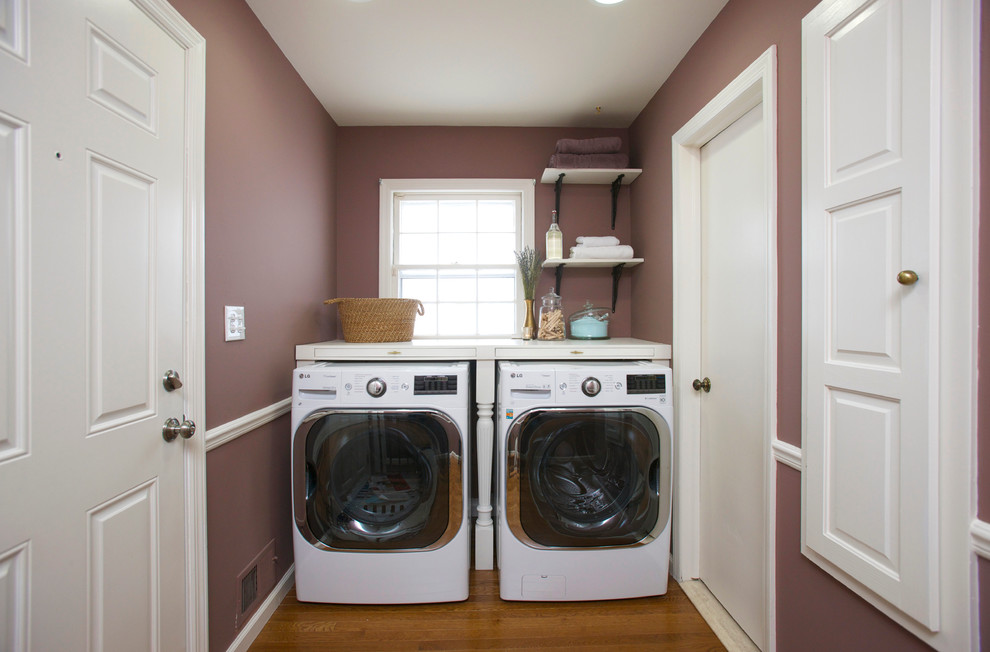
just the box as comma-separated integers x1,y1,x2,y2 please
829,194,901,367
0,1,191,648
88,154,157,432
827,0,901,182
698,103,767,650
0,112,26,465
88,480,158,652
803,0,937,629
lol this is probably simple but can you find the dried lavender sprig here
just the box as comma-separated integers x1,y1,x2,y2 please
514,245,543,300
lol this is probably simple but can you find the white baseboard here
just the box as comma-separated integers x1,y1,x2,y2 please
205,398,291,452
679,579,760,652
226,564,294,652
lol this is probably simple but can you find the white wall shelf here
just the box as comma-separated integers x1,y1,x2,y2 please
541,167,642,230
539,168,642,185
543,258,644,312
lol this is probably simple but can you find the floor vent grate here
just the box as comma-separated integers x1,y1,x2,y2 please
235,538,276,630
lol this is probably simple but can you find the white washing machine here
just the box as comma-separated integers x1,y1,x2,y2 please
291,361,471,603
497,360,673,601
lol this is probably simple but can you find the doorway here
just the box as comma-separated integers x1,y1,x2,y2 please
671,47,777,651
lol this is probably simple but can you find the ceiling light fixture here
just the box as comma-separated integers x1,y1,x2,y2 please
594,0,625,4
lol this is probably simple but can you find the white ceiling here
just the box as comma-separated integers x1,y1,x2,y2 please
245,0,729,128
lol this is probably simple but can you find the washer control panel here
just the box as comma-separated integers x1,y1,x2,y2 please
554,365,669,406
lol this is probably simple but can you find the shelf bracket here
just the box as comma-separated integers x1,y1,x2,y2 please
554,265,564,298
554,172,565,223
610,174,625,230
610,263,626,312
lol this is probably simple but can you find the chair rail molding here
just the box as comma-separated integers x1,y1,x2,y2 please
970,519,990,560
771,440,802,471
205,398,291,452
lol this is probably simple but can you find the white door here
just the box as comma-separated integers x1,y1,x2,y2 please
0,1,197,649
803,0,938,630
697,104,768,650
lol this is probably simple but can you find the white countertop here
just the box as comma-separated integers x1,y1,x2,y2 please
295,337,671,362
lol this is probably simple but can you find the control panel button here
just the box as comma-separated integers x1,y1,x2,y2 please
366,378,387,397
581,377,602,397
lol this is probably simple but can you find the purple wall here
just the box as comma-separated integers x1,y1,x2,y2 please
165,1,338,650
629,0,983,648
336,127,636,335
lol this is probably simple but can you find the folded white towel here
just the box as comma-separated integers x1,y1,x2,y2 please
575,236,621,247
570,245,635,259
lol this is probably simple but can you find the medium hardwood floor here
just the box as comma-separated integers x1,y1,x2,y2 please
249,570,726,651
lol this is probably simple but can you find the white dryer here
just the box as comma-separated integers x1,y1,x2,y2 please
497,360,673,601
291,361,470,603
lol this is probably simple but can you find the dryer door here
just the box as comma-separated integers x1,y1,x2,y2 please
294,409,463,551
506,407,672,549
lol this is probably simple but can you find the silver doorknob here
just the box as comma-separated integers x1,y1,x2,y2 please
692,377,711,393
163,416,196,442
162,370,183,392
897,270,919,285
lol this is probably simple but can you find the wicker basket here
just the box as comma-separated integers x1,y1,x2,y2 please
324,298,424,343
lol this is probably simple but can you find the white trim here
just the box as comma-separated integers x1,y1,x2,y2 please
129,1,208,649
225,565,295,652
771,440,802,471
680,579,760,652
970,520,990,560
205,398,292,452
670,46,777,652
377,178,536,338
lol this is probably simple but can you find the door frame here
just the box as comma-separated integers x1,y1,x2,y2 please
133,1,207,648
670,46,777,649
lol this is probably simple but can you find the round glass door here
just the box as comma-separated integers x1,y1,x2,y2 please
507,408,670,548
294,410,462,551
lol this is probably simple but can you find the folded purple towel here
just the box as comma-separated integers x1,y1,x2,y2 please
554,137,622,155
548,152,630,169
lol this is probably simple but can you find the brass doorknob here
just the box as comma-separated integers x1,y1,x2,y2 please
692,377,711,393
897,270,919,285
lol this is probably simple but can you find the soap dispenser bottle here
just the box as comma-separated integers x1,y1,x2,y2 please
546,210,563,260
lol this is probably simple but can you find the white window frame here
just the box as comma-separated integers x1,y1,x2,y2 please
379,178,535,338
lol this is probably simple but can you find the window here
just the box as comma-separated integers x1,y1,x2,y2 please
379,179,534,338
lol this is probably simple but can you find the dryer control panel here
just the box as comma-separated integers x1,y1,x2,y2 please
293,362,469,408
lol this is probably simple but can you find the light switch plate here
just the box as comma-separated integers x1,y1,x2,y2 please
225,305,245,341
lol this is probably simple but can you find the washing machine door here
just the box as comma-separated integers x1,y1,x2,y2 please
506,407,672,549
294,409,463,551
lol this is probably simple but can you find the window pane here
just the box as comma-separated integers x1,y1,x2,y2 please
438,233,477,265
438,269,477,302
399,269,437,302
438,200,477,232
478,302,515,335
478,270,516,302
478,200,516,232
398,234,437,264
398,200,438,233
477,232,515,264
437,303,477,336
414,302,438,337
